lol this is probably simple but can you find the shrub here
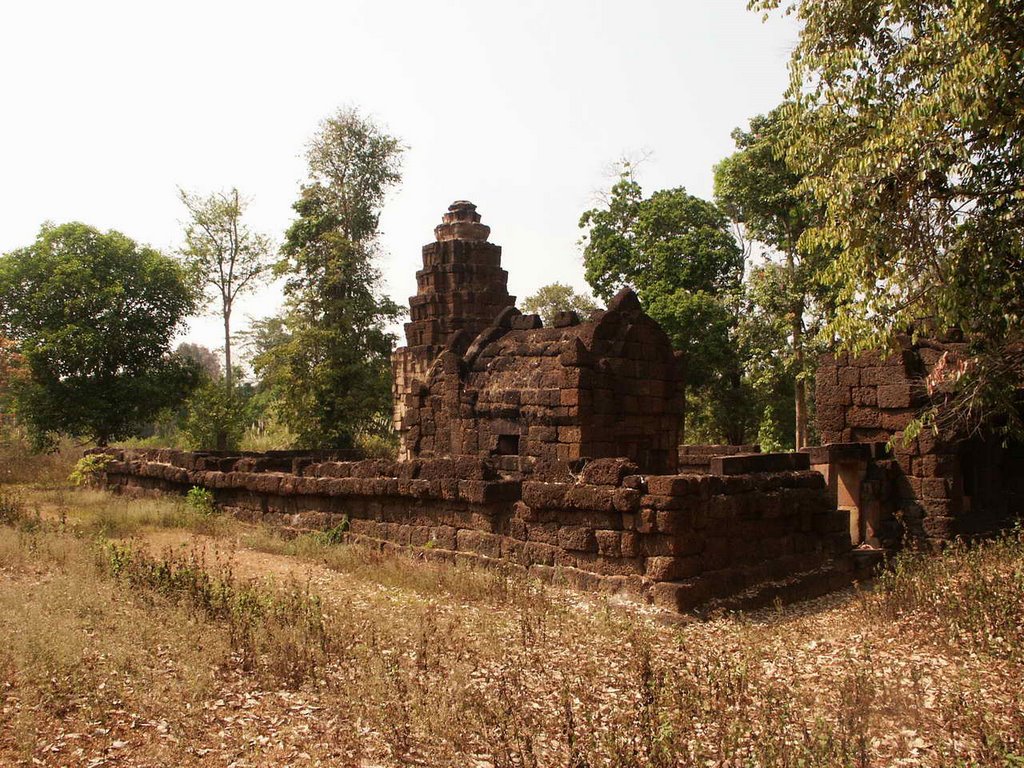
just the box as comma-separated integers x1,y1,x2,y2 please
180,380,247,451
68,453,114,487
185,486,216,516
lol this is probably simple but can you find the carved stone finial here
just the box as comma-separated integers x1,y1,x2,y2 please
435,200,491,242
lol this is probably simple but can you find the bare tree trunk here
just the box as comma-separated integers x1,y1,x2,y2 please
680,386,687,445
788,246,806,450
794,312,806,450
223,307,233,392
218,302,232,452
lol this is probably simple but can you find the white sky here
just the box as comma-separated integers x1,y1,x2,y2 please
0,0,797,362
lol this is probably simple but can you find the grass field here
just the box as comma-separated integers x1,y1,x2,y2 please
1,470,1022,766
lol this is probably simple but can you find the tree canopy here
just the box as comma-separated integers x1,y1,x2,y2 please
520,283,599,326
752,0,1024,432
714,105,831,447
0,223,199,447
580,166,744,439
753,0,1024,339
255,108,404,449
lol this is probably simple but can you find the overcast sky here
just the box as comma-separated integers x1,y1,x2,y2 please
0,0,798,359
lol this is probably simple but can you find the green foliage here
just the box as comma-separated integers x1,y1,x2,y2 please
753,0,1024,433
68,453,113,487
180,377,249,451
714,105,833,448
185,486,216,516
579,165,745,440
355,430,399,459
580,170,743,302
519,283,599,326
757,405,789,453
0,223,200,448
255,108,404,449
312,518,349,547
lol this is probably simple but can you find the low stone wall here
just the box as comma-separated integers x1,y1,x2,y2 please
677,444,761,473
97,449,853,613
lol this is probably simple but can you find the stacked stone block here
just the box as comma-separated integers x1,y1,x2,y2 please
404,287,684,474
815,339,1024,546
677,444,761,473
392,201,515,457
98,450,852,614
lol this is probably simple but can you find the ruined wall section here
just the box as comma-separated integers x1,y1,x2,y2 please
392,201,515,456
98,449,852,614
405,288,683,474
815,340,1024,545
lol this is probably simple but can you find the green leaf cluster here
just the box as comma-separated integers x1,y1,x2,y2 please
0,223,200,448
752,0,1024,434
519,283,599,326
579,167,745,440
714,105,834,448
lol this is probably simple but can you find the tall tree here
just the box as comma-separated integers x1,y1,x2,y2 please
579,165,745,440
714,106,830,448
520,283,599,326
260,108,404,449
753,0,1024,434
178,187,273,392
0,223,199,447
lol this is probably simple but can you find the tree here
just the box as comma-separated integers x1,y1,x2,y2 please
175,342,222,380
520,283,599,325
0,336,26,414
0,223,199,447
752,0,1024,435
579,165,745,441
178,187,273,392
714,106,831,448
260,108,404,449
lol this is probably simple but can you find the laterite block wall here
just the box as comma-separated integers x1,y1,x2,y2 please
98,449,852,613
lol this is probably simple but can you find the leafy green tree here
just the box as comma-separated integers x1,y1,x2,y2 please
579,164,745,440
753,0,1024,434
178,187,273,393
259,108,404,449
0,223,199,447
520,282,599,325
180,377,249,451
714,106,831,448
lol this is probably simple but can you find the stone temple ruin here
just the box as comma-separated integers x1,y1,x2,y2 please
392,202,683,474
95,200,1024,614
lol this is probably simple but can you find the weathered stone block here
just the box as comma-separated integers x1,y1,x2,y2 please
877,384,914,409
645,556,701,582
595,529,621,556
580,457,639,487
651,580,708,612
522,481,570,509
456,529,503,558
558,525,597,552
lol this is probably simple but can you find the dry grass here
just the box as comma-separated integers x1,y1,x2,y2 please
0,485,1022,767
0,424,81,488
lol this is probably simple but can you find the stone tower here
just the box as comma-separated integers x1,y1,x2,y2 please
391,201,515,456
